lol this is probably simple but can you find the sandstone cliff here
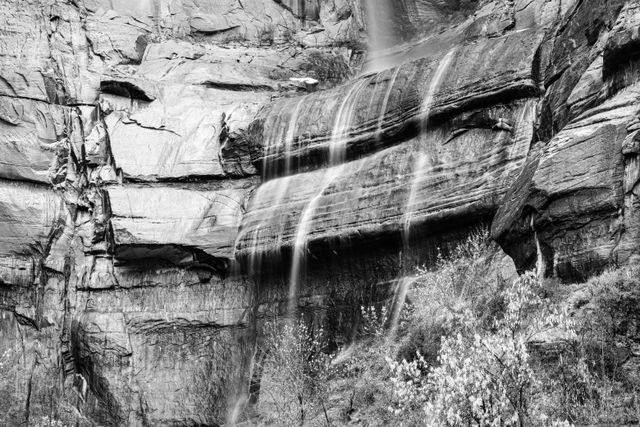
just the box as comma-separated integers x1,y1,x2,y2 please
1,0,639,425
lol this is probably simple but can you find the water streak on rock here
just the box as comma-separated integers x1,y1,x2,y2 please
287,164,346,315
388,275,418,339
389,49,457,334
287,78,370,316
376,66,402,138
246,98,306,277
329,78,370,164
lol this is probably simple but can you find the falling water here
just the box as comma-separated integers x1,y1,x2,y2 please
420,49,456,124
387,49,457,334
364,0,396,72
282,98,305,176
328,78,370,164
376,66,402,138
402,154,429,250
247,98,306,277
387,275,418,339
287,79,368,316
287,164,346,315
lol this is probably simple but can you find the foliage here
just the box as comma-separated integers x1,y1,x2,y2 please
253,230,640,427
397,229,507,365
535,265,640,425
256,319,335,426
387,272,574,426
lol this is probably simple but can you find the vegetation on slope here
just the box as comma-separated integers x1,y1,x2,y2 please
252,231,640,426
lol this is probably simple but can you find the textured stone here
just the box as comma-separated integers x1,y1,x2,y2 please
136,40,352,90
252,29,543,178
237,100,536,264
5,0,640,424
540,0,629,137
0,181,65,257
604,1,640,77
104,86,271,180
0,96,69,184
107,184,253,267
71,263,253,426
493,85,640,280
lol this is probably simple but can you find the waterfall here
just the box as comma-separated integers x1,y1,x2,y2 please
402,153,429,249
364,0,396,72
387,276,418,339
376,66,402,138
420,49,456,124
328,78,370,164
287,79,368,317
287,164,346,315
387,49,457,335
246,98,305,278
283,98,305,176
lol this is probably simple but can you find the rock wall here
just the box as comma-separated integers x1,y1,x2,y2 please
2,0,640,425
0,0,362,425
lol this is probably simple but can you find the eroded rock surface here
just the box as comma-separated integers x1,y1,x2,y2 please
3,0,640,424
0,0,363,424
494,85,640,281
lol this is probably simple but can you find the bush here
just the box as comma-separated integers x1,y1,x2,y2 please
396,229,506,365
256,319,334,426
388,272,574,426
536,265,640,425
252,230,640,427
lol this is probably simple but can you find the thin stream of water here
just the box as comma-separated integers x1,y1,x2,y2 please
388,48,457,335
287,78,369,317
376,66,402,138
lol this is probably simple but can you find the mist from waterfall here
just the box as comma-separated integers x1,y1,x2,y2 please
364,0,396,72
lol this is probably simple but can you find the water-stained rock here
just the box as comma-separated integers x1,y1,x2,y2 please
252,29,543,179
493,85,640,281
237,100,536,269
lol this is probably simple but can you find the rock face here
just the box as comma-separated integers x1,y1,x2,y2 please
0,0,360,425
2,0,640,424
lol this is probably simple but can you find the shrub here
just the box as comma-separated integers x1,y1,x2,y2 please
396,228,506,365
387,272,574,426
256,319,334,426
536,265,640,425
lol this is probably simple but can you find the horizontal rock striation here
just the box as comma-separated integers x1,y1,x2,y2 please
238,100,537,265
4,0,640,424
251,29,544,179
108,184,253,269
0,0,363,425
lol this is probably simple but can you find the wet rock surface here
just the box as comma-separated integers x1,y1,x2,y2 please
2,0,640,424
